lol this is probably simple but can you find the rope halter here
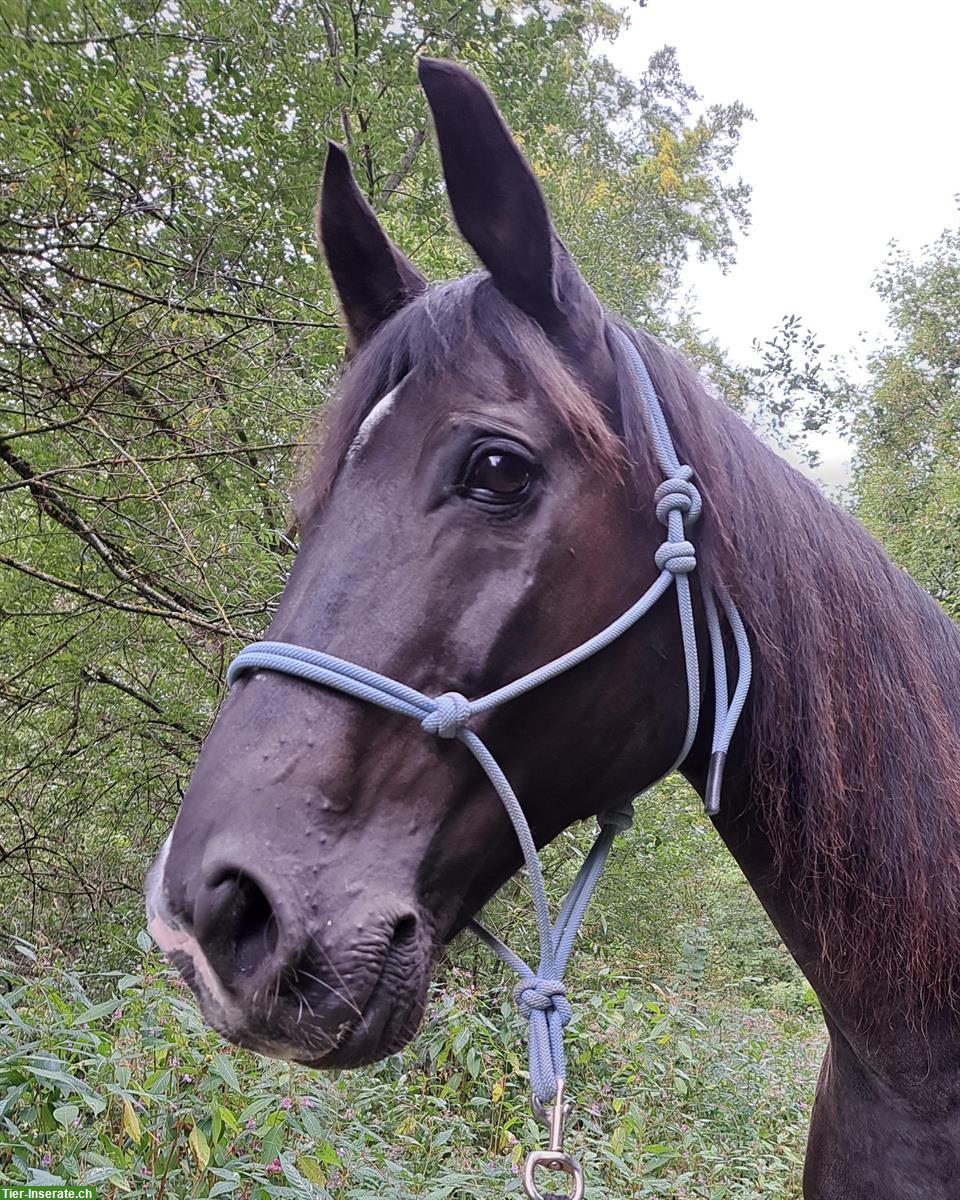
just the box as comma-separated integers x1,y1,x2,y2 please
225,328,752,1198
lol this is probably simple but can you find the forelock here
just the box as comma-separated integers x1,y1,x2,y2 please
292,275,621,525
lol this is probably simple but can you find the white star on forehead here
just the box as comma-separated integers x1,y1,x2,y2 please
346,385,399,461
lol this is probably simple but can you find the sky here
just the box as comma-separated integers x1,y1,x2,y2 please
603,0,960,479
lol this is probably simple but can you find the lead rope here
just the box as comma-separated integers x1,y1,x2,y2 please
226,329,751,1199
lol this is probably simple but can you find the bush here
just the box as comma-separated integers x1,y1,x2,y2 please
0,936,822,1199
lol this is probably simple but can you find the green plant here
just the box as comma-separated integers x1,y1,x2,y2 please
0,935,822,1199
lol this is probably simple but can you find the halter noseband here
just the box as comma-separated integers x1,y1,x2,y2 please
226,328,751,1197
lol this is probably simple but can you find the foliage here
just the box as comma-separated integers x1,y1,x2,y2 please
738,315,855,467
0,0,752,940
736,214,960,518
0,935,822,1199
850,218,960,620
518,781,820,1015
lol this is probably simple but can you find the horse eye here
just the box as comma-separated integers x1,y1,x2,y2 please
462,449,532,501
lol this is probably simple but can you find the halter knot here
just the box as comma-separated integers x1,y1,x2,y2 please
654,474,702,527
655,540,697,575
422,691,471,738
597,800,634,833
513,977,571,1025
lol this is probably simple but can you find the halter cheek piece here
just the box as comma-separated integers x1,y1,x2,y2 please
226,329,751,1199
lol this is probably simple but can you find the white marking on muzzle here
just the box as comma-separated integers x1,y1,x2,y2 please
145,838,335,1062
147,912,243,1017
145,832,243,1027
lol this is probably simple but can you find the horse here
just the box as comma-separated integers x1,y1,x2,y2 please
144,58,960,1199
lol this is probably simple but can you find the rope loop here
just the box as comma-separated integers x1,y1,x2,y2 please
514,977,572,1025
654,540,697,575
422,691,472,739
654,474,702,527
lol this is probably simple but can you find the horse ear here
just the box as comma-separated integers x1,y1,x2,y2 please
417,58,563,330
318,141,427,349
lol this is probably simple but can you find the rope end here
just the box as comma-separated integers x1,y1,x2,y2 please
704,751,726,817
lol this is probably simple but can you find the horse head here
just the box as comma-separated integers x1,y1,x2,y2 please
144,59,701,1068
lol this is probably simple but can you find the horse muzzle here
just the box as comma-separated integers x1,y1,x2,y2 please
144,832,433,1067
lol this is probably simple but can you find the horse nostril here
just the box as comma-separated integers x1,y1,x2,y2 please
389,913,418,955
231,874,279,973
194,869,280,983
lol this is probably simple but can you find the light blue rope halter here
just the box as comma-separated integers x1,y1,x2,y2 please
226,328,751,1113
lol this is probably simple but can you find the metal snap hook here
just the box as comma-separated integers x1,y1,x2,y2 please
522,1080,585,1200
522,1150,585,1200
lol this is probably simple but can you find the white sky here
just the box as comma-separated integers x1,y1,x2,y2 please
605,0,960,369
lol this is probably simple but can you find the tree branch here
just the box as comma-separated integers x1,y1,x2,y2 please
0,554,239,636
81,667,201,743
378,127,428,207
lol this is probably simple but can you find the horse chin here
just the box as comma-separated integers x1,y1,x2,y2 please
295,970,430,1069
166,951,431,1069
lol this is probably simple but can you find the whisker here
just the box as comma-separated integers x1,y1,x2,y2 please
306,935,365,1018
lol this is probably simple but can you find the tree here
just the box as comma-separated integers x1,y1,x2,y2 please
848,217,960,622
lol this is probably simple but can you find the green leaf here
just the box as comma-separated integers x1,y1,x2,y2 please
297,1156,325,1185
72,999,120,1026
299,1105,325,1139
219,1104,239,1132
314,1140,339,1167
212,1052,241,1092
238,1096,275,1124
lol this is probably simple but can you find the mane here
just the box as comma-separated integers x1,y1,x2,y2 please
616,324,960,1004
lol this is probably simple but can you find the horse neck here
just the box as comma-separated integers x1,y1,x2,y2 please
664,387,960,1071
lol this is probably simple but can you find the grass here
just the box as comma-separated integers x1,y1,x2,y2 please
0,934,823,1199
